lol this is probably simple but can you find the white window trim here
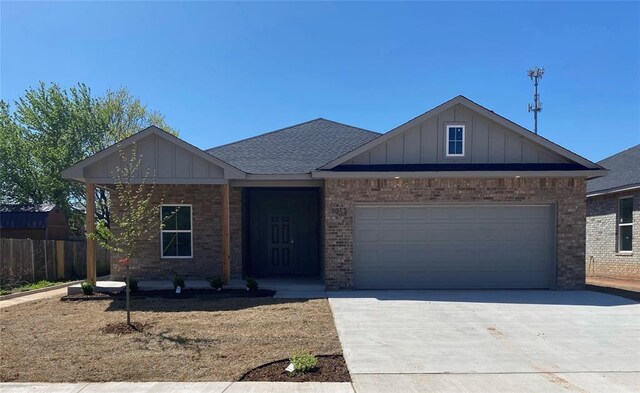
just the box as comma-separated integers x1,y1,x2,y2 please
618,196,633,253
445,124,465,157
160,204,193,259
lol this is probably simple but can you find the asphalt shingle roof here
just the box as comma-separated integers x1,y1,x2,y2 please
206,118,381,174
587,144,640,194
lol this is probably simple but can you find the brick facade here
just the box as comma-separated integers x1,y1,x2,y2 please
586,190,639,280
110,178,588,290
109,184,242,280
324,177,587,290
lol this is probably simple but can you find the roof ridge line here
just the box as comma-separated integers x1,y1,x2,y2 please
206,118,379,153
206,118,326,152
315,118,382,136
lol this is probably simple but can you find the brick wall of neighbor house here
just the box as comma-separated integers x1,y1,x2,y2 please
586,190,640,280
109,184,242,280
324,177,587,290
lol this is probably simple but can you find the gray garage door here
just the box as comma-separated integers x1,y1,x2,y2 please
353,204,555,289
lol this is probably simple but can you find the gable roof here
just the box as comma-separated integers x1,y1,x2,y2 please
206,118,380,174
587,144,640,196
319,95,603,171
62,126,245,182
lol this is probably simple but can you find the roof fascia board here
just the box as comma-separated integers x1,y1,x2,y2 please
312,169,607,179
230,179,323,187
244,173,313,180
74,177,229,185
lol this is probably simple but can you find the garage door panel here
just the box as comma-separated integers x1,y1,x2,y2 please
353,204,554,289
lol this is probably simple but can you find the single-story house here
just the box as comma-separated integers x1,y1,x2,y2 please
0,204,69,240
586,144,639,280
62,96,606,290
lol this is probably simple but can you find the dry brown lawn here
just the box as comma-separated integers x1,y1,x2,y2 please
0,294,342,382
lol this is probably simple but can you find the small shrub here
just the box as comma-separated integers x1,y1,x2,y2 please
80,282,94,295
173,275,185,290
0,289,11,296
128,278,138,292
290,351,318,373
207,276,223,290
246,277,258,291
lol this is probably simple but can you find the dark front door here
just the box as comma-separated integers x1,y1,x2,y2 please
267,214,296,275
248,188,320,277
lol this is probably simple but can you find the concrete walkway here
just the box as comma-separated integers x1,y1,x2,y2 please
329,290,640,393
0,287,69,309
0,382,354,393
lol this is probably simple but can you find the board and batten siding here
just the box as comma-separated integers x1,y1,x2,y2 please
83,133,225,183
346,104,570,165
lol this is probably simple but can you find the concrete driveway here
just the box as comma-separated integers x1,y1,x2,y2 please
328,290,640,393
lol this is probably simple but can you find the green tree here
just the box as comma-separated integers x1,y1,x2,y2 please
90,144,171,325
0,82,177,233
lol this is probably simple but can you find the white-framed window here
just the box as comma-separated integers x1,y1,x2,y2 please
618,197,633,253
160,204,193,258
445,125,465,157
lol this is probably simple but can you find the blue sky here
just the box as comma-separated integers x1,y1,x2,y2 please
1,1,639,162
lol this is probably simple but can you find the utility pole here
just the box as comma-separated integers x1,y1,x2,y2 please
527,66,544,134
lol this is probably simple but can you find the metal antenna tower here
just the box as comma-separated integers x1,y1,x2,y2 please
527,66,544,134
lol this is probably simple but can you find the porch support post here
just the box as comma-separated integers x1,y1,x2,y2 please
86,183,97,285
221,183,231,283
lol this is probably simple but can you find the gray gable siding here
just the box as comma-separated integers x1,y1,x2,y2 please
84,133,226,183
345,104,571,166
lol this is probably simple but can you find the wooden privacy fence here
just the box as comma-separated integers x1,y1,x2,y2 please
0,238,110,287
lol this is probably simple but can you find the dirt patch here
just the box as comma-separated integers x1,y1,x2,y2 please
101,322,147,335
0,296,341,382
487,326,504,338
240,355,350,382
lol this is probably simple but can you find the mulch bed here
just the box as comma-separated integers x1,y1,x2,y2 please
114,288,276,300
101,322,148,335
239,355,350,382
60,293,112,301
60,288,275,302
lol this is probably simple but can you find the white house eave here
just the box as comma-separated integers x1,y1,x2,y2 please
311,169,607,179
67,177,230,185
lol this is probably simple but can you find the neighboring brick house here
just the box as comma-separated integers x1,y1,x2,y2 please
586,145,640,280
63,96,606,290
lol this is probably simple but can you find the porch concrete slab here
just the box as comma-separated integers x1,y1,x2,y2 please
329,290,640,392
228,278,325,292
136,280,211,290
0,383,87,393
351,372,640,393
224,382,354,393
67,281,125,295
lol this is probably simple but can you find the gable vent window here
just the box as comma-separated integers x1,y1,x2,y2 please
161,205,193,258
618,197,633,253
446,125,465,157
